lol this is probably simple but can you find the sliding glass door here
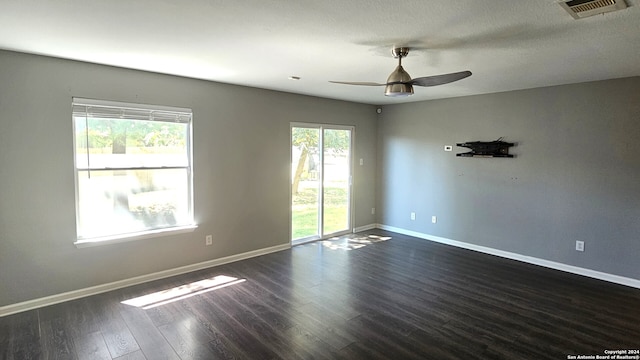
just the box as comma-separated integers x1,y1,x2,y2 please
291,124,353,244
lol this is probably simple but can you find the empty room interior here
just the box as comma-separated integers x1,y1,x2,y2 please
1,1,640,359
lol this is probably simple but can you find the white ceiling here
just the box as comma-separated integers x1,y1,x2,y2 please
1,0,639,105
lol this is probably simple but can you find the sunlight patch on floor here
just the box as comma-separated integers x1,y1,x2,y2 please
121,275,246,309
321,234,391,251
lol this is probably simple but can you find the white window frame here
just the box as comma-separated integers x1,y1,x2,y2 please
72,98,196,247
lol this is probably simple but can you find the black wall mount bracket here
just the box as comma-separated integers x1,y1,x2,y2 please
456,138,515,158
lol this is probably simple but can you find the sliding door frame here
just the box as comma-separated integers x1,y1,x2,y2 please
290,122,355,245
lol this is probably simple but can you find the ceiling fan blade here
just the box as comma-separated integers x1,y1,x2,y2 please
329,81,386,86
410,71,472,87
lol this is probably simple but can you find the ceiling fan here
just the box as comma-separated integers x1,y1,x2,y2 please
330,47,472,97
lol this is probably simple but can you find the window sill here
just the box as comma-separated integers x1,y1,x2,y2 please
74,225,198,248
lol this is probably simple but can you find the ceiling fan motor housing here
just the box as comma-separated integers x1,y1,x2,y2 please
385,65,414,97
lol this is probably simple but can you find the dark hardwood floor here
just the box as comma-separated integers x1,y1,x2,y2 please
2,229,639,359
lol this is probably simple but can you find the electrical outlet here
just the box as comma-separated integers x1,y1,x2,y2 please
371,207,375,215
432,216,437,224
575,240,584,252
410,212,416,221
206,235,213,246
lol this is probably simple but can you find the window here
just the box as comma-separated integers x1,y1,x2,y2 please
72,98,194,244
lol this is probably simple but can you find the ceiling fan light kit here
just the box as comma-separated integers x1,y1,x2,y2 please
330,47,472,98
385,83,414,97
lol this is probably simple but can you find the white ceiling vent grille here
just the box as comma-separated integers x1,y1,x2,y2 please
560,0,627,19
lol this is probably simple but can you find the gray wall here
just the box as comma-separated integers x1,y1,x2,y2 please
0,50,378,306
3,48,638,307
378,77,640,280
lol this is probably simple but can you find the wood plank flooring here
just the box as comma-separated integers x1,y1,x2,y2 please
1,229,639,359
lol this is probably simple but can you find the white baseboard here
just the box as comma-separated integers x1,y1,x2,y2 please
377,224,640,290
353,223,377,233
0,243,291,317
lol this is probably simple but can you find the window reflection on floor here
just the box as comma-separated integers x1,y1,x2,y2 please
121,275,246,309
321,234,391,251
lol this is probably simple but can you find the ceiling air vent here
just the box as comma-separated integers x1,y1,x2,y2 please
560,0,627,19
